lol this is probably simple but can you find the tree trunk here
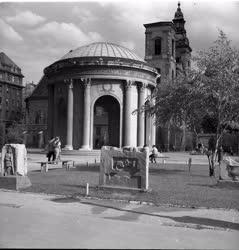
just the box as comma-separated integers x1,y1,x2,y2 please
180,120,186,151
166,122,170,152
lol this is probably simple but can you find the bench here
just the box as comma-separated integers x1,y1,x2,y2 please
150,155,170,164
38,160,75,172
39,161,54,172
62,160,74,170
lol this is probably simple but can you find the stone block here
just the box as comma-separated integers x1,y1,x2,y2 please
0,175,32,190
99,146,149,191
220,157,239,182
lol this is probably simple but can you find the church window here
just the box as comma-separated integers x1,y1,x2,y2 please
172,69,175,80
155,38,162,55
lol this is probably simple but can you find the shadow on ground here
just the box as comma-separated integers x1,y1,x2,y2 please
50,197,239,231
188,182,239,190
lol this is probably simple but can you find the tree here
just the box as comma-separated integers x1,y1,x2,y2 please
194,31,239,176
143,30,239,177
5,122,25,144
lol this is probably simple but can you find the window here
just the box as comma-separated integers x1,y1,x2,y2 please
188,61,191,67
172,69,175,80
172,39,175,57
155,38,162,55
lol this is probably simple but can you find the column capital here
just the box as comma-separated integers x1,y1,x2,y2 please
125,79,134,90
81,78,91,88
64,78,73,88
137,82,147,92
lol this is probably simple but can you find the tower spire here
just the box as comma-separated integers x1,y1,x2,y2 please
174,1,184,20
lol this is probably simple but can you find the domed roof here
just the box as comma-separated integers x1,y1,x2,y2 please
60,42,145,63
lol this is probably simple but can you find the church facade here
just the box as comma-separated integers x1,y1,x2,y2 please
26,3,192,150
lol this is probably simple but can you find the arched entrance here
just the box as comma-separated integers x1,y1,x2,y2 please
93,95,120,149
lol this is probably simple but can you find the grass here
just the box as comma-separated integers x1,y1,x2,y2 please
22,162,239,210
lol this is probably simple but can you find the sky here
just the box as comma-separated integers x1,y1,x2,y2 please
0,0,239,84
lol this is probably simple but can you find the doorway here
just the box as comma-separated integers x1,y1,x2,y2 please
93,95,120,149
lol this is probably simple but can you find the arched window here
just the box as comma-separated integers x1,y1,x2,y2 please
155,38,162,55
172,69,175,80
35,111,41,124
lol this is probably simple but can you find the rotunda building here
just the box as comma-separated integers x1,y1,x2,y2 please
44,42,158,150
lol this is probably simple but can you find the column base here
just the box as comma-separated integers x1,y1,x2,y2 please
79,145,91,150
62,145,73,150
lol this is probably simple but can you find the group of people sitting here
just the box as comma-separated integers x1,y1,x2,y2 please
46,136,61,163
143,144,161,163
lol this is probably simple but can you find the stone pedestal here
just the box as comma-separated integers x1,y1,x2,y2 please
99,146,149,191
0,176,31,190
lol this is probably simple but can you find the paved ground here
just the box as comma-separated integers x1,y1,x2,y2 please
0,190,238,249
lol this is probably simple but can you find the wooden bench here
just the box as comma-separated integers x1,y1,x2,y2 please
39,161,55,172
62,160,74,170
38,160,75,172
150,155,170,164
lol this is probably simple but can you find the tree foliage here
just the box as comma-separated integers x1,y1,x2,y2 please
143,30,239,176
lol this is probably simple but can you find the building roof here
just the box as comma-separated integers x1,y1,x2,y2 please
60,42,145,63
25,75,48,100
0,52,23,77
143,21,175,29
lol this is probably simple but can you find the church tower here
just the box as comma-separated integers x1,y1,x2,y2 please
173,2,192,74
143,21,176,83
144,2,191,82
143,3,192,151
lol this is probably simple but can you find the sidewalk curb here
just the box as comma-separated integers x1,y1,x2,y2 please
1,188,238,213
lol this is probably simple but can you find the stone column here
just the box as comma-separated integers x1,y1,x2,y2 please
123,79,133,147
47,83,54,140
151,95,156,146
137,82,146,147
38,131,44,148
81,78,91,150
63,79,74,150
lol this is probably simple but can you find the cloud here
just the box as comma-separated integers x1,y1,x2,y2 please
120,41,135,50
5,10,46,27
29,21,103,48
0,18,23,42
72,6,98,23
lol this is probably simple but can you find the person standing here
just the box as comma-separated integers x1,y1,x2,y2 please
46,137,55,162
53,137,61,163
